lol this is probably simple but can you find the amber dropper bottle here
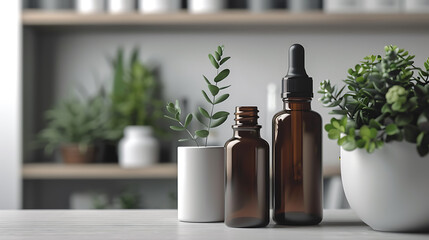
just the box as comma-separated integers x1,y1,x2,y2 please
272,44,323,225
225,107,269,228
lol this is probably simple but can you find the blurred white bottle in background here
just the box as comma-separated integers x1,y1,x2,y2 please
108,0,135,14
139,0,181,14
404,0,429,13
76,0,105,14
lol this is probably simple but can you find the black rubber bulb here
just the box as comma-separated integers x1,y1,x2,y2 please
281,43,313,98
287,44,308,78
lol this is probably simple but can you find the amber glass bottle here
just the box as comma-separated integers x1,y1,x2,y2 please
225,106,269,228
272,44,322,225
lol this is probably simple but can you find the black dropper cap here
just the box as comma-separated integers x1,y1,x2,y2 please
282,44,313,99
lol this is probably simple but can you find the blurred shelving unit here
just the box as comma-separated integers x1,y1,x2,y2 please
22,163,177,180
22,10,429,28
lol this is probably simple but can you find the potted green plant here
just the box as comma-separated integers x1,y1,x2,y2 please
109,48,164,168
38,91,114,164
319,45,429,232
164,45,231,222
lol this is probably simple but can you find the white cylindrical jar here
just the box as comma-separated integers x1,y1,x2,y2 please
119,126,159,168
178,146,224,222
108,0,135,13
76,0,105,13
323,0,364,13
404,0,429,13
139,0,181,13
188,0,226,14
364,0,401,13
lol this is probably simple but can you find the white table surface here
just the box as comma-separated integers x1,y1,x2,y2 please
0,210,428,239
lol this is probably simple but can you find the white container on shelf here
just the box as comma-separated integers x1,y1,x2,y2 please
139,0,181,13
108,0,135,13
364,0,402,13
404,0,429,13
188,0,226,14
248,0,272,12
178,146,224,222
119,126,159,168
76,0,105,13
287,0,321,12
323,0,364,13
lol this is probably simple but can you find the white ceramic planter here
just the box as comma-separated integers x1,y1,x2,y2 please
119,126,159,168
323,0,364,13
188,0,226,14
178,146,224,222
405,0,429,13
108,0,135,13
139,0,181,13
364,0,401,13
341,141,429,232
76,0,105,13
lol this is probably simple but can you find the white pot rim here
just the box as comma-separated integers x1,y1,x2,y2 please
178,146,223,149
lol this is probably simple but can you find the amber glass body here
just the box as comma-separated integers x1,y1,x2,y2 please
225,107,270,228
272,97,322,225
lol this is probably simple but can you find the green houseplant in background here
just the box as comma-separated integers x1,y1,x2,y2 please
164,45,231,222
38,89,114,163
110,48,165,168
319,45,429,232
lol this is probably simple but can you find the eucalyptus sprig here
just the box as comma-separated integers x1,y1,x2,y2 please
319,45,429,156
165,45,231,147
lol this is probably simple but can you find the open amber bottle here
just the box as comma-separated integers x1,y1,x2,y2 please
225,106,269,228
272,44,322,225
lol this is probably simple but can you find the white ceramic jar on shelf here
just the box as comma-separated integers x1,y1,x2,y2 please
139,0,181,14
364,0,401,13
188,0,226,14
108,0,135,13
76,0,105,13
119,126,159,168
323,0,364,13
405,0,429,13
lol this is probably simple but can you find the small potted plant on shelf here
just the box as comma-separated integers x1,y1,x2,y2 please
319,45,429,232
38,90,114,164
164,45,231,222
109,48,165,168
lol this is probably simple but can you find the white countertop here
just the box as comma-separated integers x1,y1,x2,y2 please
0,210,427,239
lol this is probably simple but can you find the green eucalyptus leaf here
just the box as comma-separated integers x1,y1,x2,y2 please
184,114,193,127
175,100,181,114
208,84,220,96
214,94,229,104
217,46,223,56
395,114,413,127
198,107,210,118
219,57,230,65
208,54,219,69
210,116,228,128
175,112,180,121
202,90,213,104
214,69,230,82
195,130,209,138
203,75,211,85
195,113,208,127
212,111,229,119
342,137,357,151
360,125,371,138
215,51,221,61
170,126,185,131
219,85,231,90
325,124,334,132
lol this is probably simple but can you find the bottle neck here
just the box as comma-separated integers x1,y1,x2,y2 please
233,127,261,138
283,97,312,110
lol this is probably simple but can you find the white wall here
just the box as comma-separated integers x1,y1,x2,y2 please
0,1,21,209
34,28,429,169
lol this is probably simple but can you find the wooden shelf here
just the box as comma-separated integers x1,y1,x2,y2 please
22,163,177,180
22,10,429,28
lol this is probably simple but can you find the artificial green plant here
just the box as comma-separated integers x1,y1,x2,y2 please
110,48,164,139
164,45,231,146
319,45,429,156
